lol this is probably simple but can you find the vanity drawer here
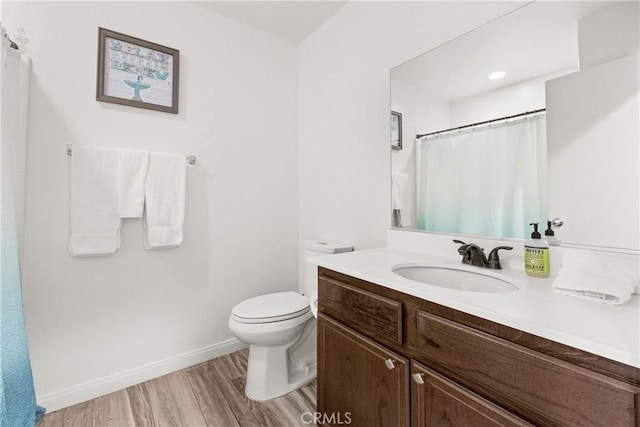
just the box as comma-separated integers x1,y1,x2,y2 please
319,276,403,345
415,310,640,427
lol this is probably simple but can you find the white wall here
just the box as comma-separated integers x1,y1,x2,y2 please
450,73,560,127
546,2,639,250
578,2,639,69
298,1,525,269
390,80,449,228
3,1,298,410
546,55,639,250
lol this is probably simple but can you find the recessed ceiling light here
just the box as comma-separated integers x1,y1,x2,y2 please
488,71,506,80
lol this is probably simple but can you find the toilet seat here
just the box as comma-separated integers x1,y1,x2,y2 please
231,291,310,324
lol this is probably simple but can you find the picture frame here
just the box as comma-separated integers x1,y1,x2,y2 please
96,27,180,114
391,111,402,150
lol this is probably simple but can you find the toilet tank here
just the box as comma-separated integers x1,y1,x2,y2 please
301,240,353,296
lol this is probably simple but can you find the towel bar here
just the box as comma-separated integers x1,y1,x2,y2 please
66,145,197,165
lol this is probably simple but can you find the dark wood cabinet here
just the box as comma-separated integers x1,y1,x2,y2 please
415,310,640,426
317,267,640,427
317,314,409,427
411,361,531,427
319,275,403,345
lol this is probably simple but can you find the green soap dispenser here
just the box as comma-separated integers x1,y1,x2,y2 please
525,223,550,278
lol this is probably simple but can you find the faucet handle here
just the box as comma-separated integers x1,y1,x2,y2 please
487,246,513,270
453,240,471,263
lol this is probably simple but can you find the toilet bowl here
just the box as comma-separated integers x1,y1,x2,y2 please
228,240,353,401
229,291,316,401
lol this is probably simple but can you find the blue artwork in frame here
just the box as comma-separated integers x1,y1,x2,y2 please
97,27,180,114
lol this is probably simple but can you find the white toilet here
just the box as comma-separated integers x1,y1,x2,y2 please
228,240,353,401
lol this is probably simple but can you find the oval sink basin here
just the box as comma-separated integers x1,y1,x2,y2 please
392,265,518,293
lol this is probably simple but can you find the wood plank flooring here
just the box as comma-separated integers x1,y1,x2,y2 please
38,349,317,427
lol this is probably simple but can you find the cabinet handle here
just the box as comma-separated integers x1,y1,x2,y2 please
412,373,425,384
384,359,396,370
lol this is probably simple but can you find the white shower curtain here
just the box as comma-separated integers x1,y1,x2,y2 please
1,24,42,426
1,29,30,256
417,114,547,239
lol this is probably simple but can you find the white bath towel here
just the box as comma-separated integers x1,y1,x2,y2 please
69,146,121,256
144,152,186,249
552,252,639,305
391,172,410,227
117,148,149,218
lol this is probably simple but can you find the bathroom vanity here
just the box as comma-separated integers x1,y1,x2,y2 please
343,1,640,424
313,247,640,427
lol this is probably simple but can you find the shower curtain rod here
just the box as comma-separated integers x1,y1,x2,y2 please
66,145,197,165
416,108,546,139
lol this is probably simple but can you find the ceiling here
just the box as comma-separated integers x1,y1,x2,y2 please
193,1,348,44
391,1,616,103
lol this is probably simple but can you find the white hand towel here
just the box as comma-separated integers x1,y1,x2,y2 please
552,252,639,305
117,148,149,218
144,152,186,249
391,172,410,227
69,146,121,256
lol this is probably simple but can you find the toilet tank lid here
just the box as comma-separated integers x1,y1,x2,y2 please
303,240,353,254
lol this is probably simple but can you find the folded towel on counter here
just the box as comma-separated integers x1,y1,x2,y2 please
69,146,121,256
117,148,149,218
552,252,639,305
144,152,186,249
391,172,410,227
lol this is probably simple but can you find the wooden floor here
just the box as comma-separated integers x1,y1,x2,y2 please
38,349,317,427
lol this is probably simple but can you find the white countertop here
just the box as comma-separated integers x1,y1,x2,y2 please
310,247,640,368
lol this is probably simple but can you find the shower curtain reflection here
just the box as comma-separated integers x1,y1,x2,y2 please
417,114,547,239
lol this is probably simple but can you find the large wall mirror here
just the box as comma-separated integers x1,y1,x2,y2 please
391,1,639,251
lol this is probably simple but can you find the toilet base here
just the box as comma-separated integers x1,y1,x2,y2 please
245,344,317,401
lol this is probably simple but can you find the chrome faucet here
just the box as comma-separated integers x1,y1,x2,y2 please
453,240,513,270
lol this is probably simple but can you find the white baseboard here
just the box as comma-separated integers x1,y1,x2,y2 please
37,338,247,412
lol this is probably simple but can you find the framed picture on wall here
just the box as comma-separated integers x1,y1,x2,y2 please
391,111,402,150
96,27,180,114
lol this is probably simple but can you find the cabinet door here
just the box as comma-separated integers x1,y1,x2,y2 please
411,361,532,427
414,310,640,426
318,314,409,427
